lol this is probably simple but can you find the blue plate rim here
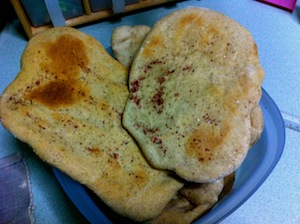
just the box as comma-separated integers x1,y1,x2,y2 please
195,88,285,224
53,88,285,224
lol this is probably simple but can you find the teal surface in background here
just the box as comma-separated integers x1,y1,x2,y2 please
20,0,84,27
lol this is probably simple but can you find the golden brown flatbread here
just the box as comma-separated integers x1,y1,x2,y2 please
111,25,151,68
0,27,183,221
123,7,264,183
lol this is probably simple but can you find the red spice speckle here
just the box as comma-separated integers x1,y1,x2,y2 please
86,147,101,154
157,76,166,84
150,59,163,65
130,80,140,92
113,153,119,159
143,127,159,135
202,113,219,126
152,137,162,144
166,69,175,75
129,94,141,108
151,87,164,114
130,77,145,93
144,65,152,73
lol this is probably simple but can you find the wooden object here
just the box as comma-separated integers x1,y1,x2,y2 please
10,0,178,39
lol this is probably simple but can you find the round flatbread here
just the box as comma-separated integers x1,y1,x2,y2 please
123,7,264,182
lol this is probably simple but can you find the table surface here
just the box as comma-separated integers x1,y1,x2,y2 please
1,0,300,223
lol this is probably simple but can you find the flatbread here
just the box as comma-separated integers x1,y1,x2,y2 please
0,27,183,221
112,25,264,150
123,7,264,183
250,105,264,147
111,23,241,223
111,25,151,68
146,176,227,224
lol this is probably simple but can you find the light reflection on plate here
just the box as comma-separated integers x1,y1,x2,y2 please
53,88,285,224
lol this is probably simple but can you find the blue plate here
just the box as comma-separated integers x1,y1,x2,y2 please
53,88,285,224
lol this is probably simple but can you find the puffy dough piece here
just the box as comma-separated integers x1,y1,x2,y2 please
0,27,183,221
250,105,264,147
146,177,227,224
123,7,264,183
111,25,151,68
